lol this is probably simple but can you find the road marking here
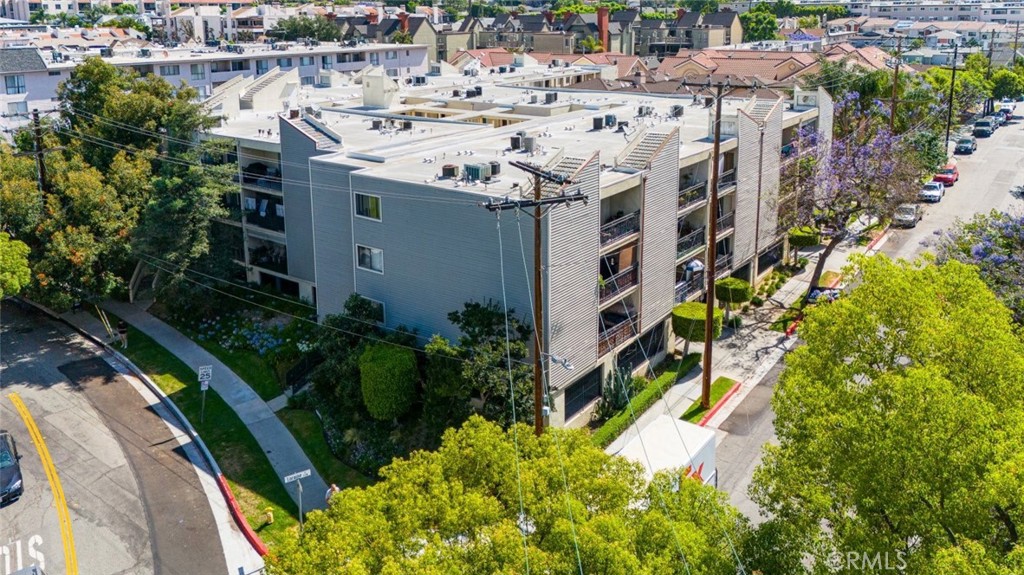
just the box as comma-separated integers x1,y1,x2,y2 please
7,393,77,575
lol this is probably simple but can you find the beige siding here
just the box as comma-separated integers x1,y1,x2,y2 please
639,128,680,330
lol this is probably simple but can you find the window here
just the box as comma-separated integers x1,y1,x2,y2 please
231,60,248,71
256,60,269,74
4,75,26,95
321,55,333,69
277,57,293,68
355,193,381,220
356,245,384,273
385,50,397,60
563,368,602,419
190,64,205,80
369,52,380,65
159,64,180,76
7,101,28,115
301,76,315,86
299,56,314,66
48,71,61,76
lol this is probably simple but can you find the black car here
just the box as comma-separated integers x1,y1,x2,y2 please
0,430,24,504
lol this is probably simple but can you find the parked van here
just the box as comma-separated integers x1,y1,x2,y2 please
616,415,718,487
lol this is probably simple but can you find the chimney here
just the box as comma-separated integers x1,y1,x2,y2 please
597,6,609,52
542,10,554,25
677,8,686,20
398,12,409,33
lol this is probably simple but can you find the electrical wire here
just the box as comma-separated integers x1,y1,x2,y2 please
494,212,532,575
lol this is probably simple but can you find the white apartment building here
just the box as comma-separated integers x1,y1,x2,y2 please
205,61,832,427
0,40,429,135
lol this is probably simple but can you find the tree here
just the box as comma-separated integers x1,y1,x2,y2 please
991,68,1024,101
389,30,413,44
739,10,779,42
29,9,50,23
778,105,925,288
671,301,722,356
906,130,946,174
786,226,819,264
749,256,1024,575
714,277,752,323
679,0,718,15
359,343,417,420
269,15,342,41
578,35,604,53
934,210,1024,324
269,416,750,575
0,235,31,298
113,3,137,14
795,15,818,28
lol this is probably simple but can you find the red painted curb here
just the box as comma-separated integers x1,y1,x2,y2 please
698,382,742,427
864,226,890,252
217,474,270,556
785,312,805,337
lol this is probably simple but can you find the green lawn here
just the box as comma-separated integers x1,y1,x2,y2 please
680,377,736,424
820,270,842,288
193,339,282,401
277,409,371,490
770,303,805,332
112,320,300,549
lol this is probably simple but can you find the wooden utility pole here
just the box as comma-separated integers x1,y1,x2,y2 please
1014,20,1021,67
985,38,996,115
483,163,588,436
945,42,960,149
702,82,725,409
889,35,904,132
13,109,62,195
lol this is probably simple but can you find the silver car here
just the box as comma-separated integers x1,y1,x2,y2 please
918,181,944,203
893,204,923,228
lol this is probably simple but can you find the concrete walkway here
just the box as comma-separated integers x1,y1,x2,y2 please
67,300,329,511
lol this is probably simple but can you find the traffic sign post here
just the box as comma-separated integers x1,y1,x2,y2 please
198,365,212,424
285,469,311,532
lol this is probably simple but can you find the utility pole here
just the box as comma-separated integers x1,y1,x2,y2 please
32,109,49,194
1014,20,1021,67
889,35,904,133
985,38,995,115
944,42,959,151
702,82,725,410
482,164,588,436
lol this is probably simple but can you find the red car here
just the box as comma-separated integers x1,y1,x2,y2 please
933,163,959,186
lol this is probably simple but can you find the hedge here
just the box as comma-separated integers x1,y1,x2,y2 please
672,302,723,342
788,226,821,248
715,277,753,305
591,353,701,448
359,343,417,420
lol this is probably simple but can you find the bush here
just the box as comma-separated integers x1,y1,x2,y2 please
727,316,742,329
358,344,417,420
672,302,723,341
715,277,754,305
751,296,764,307
591,354,701,448
788,226,821,248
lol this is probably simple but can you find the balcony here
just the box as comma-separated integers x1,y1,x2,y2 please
717,169,737,191
249,245,288,274
240,171,283,192
716,211,735,233
674,272,705,302
245,209,286,233
678,181,708,211
599,265,638,303
598,313,639,357
676,226,705,258
715,253,733,276
600,210,640,246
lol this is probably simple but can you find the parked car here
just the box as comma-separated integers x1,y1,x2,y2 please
974,119,994,137
955,136,977,154
919,181,945,202
933,163,959,186
0,431,23,505
1000,106,1015,120
893,203,923,228
989,114,1004,128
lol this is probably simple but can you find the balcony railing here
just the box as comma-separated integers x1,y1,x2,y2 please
678,181,708,211
599,265,639,302
717,211,735,232
241,172,283,192
715,253,733,276
600,210,641,246
718,169,737,191
249,250,288,274
245,210,286,232
676,226,705,258
674,272,705,302
598,316,638,357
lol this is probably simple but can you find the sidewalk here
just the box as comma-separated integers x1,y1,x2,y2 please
65,300,330,511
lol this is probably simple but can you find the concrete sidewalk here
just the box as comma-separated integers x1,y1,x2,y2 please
65,300,330,511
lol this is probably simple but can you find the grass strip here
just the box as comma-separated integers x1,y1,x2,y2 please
277,409,371,490
680,377,736,424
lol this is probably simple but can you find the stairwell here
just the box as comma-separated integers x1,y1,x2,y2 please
619,131,670,170
240,69,284,108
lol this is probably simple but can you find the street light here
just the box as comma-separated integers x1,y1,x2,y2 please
543,352,574,371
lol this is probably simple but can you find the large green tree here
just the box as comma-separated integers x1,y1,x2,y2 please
749,256,1024,574
269,15,341,41
269,416,750,574
739,10,779,42
0,235,32,298
678,0,718,15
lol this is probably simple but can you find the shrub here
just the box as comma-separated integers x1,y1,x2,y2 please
751,296,764,307
788,226,821,248
672,302,723,356
715,277,754,304
358,344,418,420
727,316,742,329
591,354,701,448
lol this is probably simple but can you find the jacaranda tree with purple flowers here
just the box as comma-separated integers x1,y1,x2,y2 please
934,210,1024,324
779,104,924,289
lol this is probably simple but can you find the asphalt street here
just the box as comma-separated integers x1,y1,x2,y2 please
714,111,1024,524
0,302,226,575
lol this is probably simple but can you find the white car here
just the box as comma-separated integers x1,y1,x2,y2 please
918,181,944,203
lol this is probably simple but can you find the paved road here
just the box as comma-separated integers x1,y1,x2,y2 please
0,303,226,575
714,113,1024,523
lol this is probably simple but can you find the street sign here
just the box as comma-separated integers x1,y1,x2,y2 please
198,365,213,383
284,469,311,484
200,380,210,392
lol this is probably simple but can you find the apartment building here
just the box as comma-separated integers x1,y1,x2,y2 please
0,39,429,135
208,59,832,427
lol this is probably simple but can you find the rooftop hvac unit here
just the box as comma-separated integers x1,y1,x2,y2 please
516,130,528,139
509,65,516,72
604,114,617,127
371,119,383,130
670,105,685,117
499,66,508,73
544,92,558,104
530,94,539,104
523,136,536,153
441,164,459,179
552,58,563,67
99,47,113,57
489,160,501,176
139,48,151,57
453,89,462,97
464,163,491,181
510,135,522,150
638,105,653,117
593,116,605,130
475,86,483,97
402,120,413,130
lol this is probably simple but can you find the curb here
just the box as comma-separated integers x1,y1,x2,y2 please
864,226,891,253
697,381,742,427
15,297,269,557
783,271,846,337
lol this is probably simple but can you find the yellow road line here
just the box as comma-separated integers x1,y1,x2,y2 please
8,393,78,575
